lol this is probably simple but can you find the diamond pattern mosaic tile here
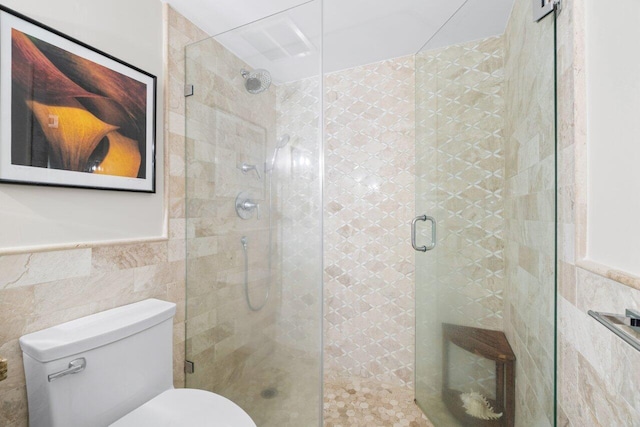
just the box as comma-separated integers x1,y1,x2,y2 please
324,56,416,387
432,36,506,331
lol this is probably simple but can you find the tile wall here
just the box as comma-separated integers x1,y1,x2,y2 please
324,56,417,387
502,0,557,424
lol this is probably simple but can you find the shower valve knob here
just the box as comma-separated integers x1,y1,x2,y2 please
242,201,260,220
235,192,260,220
240,162,262,180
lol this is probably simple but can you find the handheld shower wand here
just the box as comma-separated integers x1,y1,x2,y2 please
267,134,290,173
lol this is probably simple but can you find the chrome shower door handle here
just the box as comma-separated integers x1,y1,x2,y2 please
412,215,436,252
48,357,86,382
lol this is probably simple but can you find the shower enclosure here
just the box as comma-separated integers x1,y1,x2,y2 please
183,1,323,425
183,0,558,425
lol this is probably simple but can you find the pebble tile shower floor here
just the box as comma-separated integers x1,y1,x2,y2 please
324,375,433,427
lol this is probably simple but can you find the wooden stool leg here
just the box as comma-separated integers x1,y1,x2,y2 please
505,361,515,427
496,362,505,413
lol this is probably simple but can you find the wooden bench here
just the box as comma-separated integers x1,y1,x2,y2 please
442,323,516,427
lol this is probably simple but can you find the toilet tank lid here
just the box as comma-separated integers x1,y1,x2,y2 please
19,299,176,362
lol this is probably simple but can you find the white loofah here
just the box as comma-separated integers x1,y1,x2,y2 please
460,391,503,420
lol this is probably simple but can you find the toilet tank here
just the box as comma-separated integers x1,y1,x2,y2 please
19,299,176,427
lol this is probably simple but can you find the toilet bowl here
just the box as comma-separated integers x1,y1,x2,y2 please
19,299,256,427
111,389,254,427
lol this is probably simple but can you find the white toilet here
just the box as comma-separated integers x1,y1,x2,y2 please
19,299,256,427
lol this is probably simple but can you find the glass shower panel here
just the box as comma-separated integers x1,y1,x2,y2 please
415,1,557,426
184,2,323,426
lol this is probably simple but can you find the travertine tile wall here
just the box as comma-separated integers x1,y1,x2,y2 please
556,0,640,425
324,56,416,387
182,13,281,401
0,6,191,426
415,35,507,399
502,0,556,424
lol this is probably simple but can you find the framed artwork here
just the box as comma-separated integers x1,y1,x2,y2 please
0,6,156,192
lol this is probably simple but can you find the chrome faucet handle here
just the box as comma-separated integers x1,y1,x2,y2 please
240,162,262,180
235,192,260,220
48,358,86,382
242,200,261,220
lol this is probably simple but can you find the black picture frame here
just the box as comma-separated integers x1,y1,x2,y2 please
0,5,157,193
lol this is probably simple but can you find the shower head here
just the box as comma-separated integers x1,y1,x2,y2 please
276,134,290,149
241,68,271,94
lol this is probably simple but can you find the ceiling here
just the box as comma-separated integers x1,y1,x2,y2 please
164,0,515,83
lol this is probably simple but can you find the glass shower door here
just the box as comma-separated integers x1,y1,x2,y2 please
414,1,557,426
184,2,324,426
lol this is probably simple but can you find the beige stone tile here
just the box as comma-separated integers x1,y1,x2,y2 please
560,296,613,381
133,261,185,293
169,175,186,199
611,337,640,415
0,249,91,290
575,267,640,313
168,238,187,262
0,385,28,426
577,354,640,426
0,340,26,391
0,287,34,343
33,270,134,315
92,242,168,272
25,304,97,335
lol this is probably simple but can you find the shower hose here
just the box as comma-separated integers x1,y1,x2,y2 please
240,235,270,311
240,162,277,311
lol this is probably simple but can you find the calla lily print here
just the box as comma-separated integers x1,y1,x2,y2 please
0,6,156,192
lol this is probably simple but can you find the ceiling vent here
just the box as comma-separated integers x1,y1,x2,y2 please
240,17,316,62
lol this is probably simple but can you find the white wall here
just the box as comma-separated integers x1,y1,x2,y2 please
585,0,640,276
0,0,165,252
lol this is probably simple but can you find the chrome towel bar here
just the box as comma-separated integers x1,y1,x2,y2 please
588,309,640,353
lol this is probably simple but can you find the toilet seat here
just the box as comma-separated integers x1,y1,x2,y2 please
110,388,256,427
